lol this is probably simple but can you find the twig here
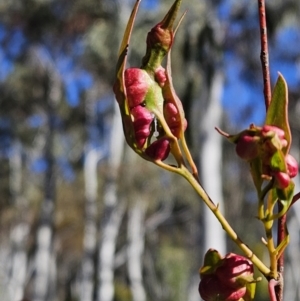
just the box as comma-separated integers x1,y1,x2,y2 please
258,0,272,109
290,191,300,207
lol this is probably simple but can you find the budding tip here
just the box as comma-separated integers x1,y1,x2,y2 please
160,0,182,30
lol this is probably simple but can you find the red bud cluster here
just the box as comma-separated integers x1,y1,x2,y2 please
234,125,298,190
114,0,188,162
123,67,186,161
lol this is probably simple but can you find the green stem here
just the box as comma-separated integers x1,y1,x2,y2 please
264,219,278,279
177,165,271,277
256,181,279,278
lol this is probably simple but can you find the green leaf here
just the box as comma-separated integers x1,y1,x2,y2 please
270,150,287,172
277,180,295,203
199,249,222,276
113,1,143,152
266,181,295,221
265,73,291,154
250,157,263,192
244,282,257,301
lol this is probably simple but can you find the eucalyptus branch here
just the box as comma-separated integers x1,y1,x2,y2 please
258,2,286,299
114,1,298,300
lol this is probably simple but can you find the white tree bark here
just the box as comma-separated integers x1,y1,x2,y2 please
97,102,125,301
200,70,226,254
188,70,226,301
7,140,30,301
34,222,54,301
80,148,103,301
28,45,61,301
127,201,147,301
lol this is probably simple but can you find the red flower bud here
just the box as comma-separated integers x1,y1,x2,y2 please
215,253,254,289
285,154,298,178
124,68,152,108
164,102,187,138
199,275,247,301
199,251,256,301
261,125,288,151
145,139,170,161
131,106,153,148
235,134,259,161
262,125,285,140
154,66,167,87
146,23,173,53
272,171,291,189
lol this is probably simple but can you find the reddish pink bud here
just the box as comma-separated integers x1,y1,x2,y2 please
146,23,173,52
272,171,291,189
199,252,256,301
285,154,298,178
145,139,170,161
262,125,285,140
164,102,187,138
124,68,151,108
154,66,167,87
235,134,259,161
131,106,153,148
215,253,254,289
261,125,288,151
199,275,247,301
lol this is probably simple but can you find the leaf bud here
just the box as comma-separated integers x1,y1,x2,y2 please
145,139,170,161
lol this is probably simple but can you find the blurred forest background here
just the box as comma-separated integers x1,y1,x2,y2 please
1,0,300,301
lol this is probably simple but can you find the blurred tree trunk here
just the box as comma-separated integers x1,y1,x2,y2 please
30,46,61,301
7,139,30,301
80,83,107,301
80,148,101,301
200,69,226,254
33,98,56,301
97,102,125,301
127,200,147,301
184,6,226,300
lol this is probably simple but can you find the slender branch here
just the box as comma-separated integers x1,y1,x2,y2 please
258,1,285,299
258,0,272,109
175,164,271,277
290,191,300,207
155,154,271,276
